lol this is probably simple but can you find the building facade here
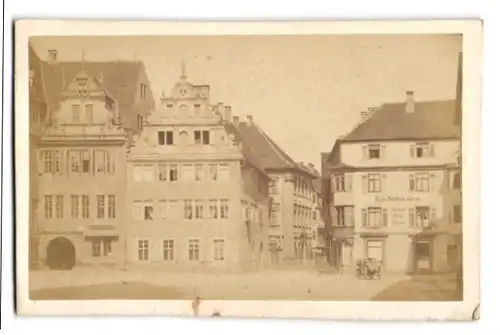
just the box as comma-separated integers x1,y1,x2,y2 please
29,44,49,269
125,69,271,270
33,48,155,269
326,92,462,274
236,123,321,265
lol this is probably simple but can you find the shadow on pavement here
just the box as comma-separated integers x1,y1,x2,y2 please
371,274,463,301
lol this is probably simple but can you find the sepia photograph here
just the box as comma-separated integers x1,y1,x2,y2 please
15,20,481,319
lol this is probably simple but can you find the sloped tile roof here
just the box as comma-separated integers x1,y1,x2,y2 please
41,60,155,118
222,122,270,179
342,100,460,142
235,122,316,177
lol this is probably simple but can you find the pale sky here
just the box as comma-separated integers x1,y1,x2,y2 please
31,35,462,169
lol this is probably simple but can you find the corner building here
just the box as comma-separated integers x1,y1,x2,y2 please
327,92,461,274
34,49,155,269
126,70,271,270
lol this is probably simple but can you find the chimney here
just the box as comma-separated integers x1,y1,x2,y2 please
232,116,240,124
246,115,253,124
224,106,232,121
48,49,58,62
405,91,415,114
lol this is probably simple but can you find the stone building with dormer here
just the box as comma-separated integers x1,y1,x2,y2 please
33,48,155,269
326,91,461,274
234,122,321,265
125,67,271,270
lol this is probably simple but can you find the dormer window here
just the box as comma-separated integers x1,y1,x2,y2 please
368,145,380,159
76,77,88,95
411,142,434,158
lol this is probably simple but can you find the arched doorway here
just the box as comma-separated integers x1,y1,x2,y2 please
46,237,76,270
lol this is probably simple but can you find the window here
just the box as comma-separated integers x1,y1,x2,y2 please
140,83,147,100
194,104,201,116
44,195,53,219
92,239,101,257
158,164,167,181
169,164,178,181
334,174,351,192
208,164,217,180
163,240,174,261
158,131,174,146
184,200,193,219
82,195,90,218
411,143,434,158
195,200,204,219
68,150,92,175
220,199,229,219
138,239,149,261
202,131,210,145
166,104,174,113
453,205,462,223
367,174,382,193
218,164,230,180
411,173,430,192
213,239,225,261
415,207,430,227
82,151,91,173
41,150,61,174
71,195,79,218
106,150,115,174
368,145,381,159
209,200,218,219
55,195,64,218
194,131,202,145
97,195,105,219
270,203,280,227
137,114,144,130
188,239,200,261
85,104,93,123
94,150,106,174
452,172,461,189
158,131,165,145
195,164,204,181
89,237,112,257
362,207,387,228
144,202,154,220
76,77,88,95
269,178,278,194
108,195,116,219
72,104,81,123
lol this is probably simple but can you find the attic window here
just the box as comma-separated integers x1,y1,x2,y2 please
76,77,88,95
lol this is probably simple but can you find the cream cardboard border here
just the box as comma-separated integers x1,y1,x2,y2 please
15,20,482,320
